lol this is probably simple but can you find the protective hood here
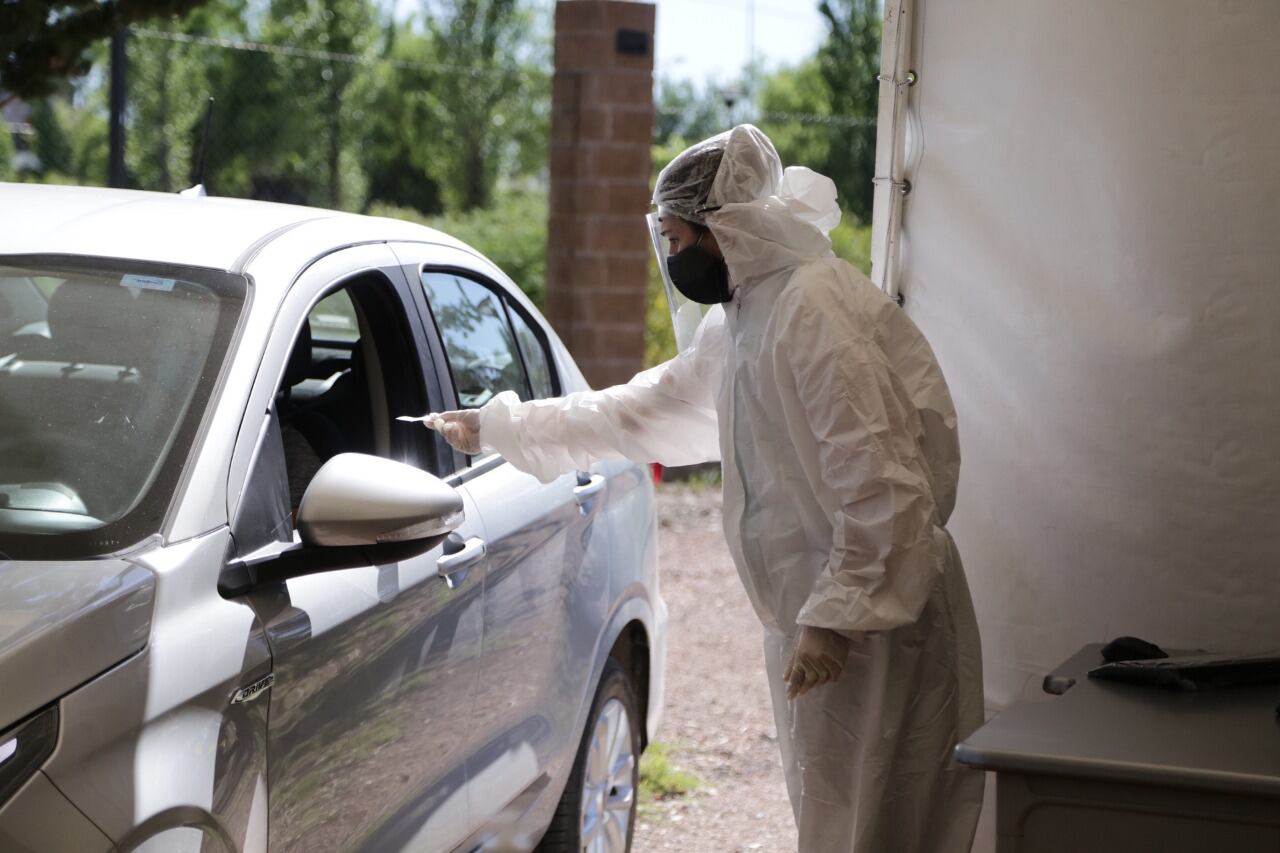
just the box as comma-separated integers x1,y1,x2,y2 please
653,125,843,290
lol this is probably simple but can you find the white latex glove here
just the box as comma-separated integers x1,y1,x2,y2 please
403,409,482,454
784,626,853,700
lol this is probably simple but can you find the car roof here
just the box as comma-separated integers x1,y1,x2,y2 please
0,182,465,273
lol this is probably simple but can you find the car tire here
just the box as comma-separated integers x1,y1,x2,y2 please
537,658,641,853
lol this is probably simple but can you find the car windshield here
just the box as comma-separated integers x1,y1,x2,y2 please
0,259,246,559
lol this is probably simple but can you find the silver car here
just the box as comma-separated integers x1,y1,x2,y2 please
0,183,667,853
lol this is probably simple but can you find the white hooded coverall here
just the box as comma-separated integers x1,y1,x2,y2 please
477,126,984,852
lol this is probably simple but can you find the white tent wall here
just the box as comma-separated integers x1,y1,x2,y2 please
882,4,1280,845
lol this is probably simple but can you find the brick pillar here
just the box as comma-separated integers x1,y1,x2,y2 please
547,0,655,389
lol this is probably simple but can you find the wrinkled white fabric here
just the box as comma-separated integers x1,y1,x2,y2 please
478,125,983,853
766,536,982,853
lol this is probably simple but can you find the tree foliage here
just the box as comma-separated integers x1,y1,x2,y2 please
369,189,549,308
10,0,882,361
30,100,74,175
125,1,250,192
756,60,830,178
815,0,880,222
649,2,880,223
0,116,14,180
350,25,444,214
256,0,377,207
0,0,213,103
757,0,880,224
416,0,549,211
12,0,550,216
653,77,726,151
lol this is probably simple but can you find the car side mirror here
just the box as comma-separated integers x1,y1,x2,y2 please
296,453,463,547
219,453,464,596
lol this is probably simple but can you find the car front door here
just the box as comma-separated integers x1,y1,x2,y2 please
398,250,614,837
226,246,486,853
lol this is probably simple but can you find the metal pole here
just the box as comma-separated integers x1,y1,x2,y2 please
108,30,128,188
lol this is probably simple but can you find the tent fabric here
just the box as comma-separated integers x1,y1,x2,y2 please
893,0,1280,751
892,8,1280,846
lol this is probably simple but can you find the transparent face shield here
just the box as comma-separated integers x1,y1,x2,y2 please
647,211,715,354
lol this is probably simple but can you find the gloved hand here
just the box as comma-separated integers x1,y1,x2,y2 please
784,626,853,700
425,409,482,455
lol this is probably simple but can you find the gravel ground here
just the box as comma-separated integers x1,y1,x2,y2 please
633,484,797,853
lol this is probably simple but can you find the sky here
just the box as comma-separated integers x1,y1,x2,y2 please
652,0,827,85
393,1,828,88
393,2,828,87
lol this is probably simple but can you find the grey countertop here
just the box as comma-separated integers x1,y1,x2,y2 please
955,644,1280,797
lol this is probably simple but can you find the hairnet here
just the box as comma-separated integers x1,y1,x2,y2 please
652,133,726,224
653,125,841,238
653,125,784,224
652,124,844,291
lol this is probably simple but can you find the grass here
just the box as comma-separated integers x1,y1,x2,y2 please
639,741,701,808
683,466,722,493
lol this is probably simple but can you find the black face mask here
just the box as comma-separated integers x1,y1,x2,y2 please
666,233,731,305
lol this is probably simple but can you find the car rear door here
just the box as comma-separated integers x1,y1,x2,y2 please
227,245,485,852
392,245,614,835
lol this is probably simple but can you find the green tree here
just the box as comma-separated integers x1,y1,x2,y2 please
754,1,880,223
653,77,726,149
0,0,214,103
757,60,830,180
423,189,549,307
257,0,379,208
9,41,108,186
0,121,14,181
60,96,109,184
350,26,444,214
416,0,548,211
368,188,549,308
200,36,292,199
29,100,74,176
114,0,256,192
814,0,879,223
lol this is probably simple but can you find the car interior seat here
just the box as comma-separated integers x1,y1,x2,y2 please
278,321,348,459
19,280,138,364
306,341,375,456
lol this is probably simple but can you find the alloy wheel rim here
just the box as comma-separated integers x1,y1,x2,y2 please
580,697,636,853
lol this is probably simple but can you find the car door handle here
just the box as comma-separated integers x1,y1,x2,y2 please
437,536,486,589
573,473,606,501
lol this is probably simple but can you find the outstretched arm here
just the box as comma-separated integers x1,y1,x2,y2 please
436,308,726,483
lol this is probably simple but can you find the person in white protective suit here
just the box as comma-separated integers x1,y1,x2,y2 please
428,125,985,853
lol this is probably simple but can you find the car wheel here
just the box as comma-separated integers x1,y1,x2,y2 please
537,658,640,853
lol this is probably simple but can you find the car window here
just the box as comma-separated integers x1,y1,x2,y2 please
309,289,360,343
0,261,245,558
508,307,555,399
421,272,529,408
277,272,441,505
